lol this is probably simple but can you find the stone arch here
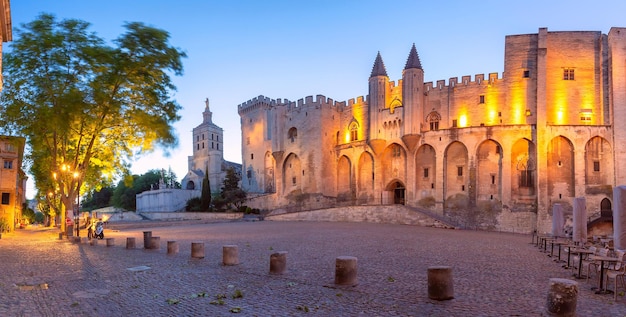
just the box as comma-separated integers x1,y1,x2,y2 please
584,136,613,186
288,127,297,143
444,141,469,208
382,143,407,188
601,198,612,218
511,138,536,198
337,155,353,202
186,180,196,190
282,153,302,194
358,152,375,192
476,139,502,203
547,136,575,201
385,180,406,205
415,144,436,202
264,151,275,193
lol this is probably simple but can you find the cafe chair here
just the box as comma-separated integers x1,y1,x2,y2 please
585,248,609,283
604,250,626,301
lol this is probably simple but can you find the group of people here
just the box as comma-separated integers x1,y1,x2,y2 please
86,218,103,239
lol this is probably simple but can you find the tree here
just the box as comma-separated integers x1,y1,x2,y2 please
111,170,161,211
0,14,186,232
200,167,211,210
220,167,246,210
81,186,114,210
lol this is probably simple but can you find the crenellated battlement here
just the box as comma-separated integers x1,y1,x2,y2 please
424,72,501,91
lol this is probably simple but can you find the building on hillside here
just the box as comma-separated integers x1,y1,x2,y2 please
181,98,241,194
238,27,626,234
137,99,241,213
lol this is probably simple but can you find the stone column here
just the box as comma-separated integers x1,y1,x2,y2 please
427,266,454,300
149,236,160,250
551,203,564,237
143,231,152,249
614,186,626,250
572,197,587,243
334,256,358,286
545,278,578,316
191,242,205,259
167,241,179,255
269,251,287,274
126,237,136,249
223,245,239,265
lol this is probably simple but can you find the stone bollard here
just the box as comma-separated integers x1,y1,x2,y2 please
73,237,81,243
143,231,152,249
167,241,179,255
81,237,89,244
191,242,205,259
223,245,239,265
149,237,160,250
269,251,288,274
106,238,115,247
546,278,578,316
126,237,136,249
334,256,358,286
427,266,454,301
58,232,64,240
90,239,98,246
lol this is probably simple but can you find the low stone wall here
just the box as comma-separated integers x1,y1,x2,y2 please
266,205,450,228
139,212,242,222
136,189,201,213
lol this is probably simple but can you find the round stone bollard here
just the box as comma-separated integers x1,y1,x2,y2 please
427,266,454,301
149,236,160,250
106,238,115,247
90,239,98,246
223,245,239,266
269,251,288,274
167,241,179,255
81,237,89,244
546,278,578,316
191,242,205,259
126,237,136,249
143,231,152,249
334,256,358,286
58,232,64,240
73,237,81,243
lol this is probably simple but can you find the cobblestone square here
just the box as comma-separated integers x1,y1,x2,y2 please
0,220,624,316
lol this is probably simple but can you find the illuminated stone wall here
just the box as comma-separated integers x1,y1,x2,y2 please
239,27,626,233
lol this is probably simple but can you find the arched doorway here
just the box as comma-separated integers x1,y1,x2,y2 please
601,198,612,218
388,181,406,205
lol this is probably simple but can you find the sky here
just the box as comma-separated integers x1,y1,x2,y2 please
8,0,626,199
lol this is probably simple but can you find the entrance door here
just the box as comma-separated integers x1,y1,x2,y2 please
393,182,405,205
600,198,612,218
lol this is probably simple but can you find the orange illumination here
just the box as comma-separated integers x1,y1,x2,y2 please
459,114,467,127
345,132,350,143
556,109,564,124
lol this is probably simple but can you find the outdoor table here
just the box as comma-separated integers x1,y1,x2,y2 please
569,249,595,279
589,255,620,294
543,237,556,253
552,241,568,263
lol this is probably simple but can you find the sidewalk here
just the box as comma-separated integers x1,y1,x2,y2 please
0,222,625,316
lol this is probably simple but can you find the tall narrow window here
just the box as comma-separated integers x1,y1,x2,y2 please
563,68,575,80
3,160,12,169
452,119,458,128
479,95,485,104
457,166,463,177
593,161,600,172
427,111,441,131
1,193,9,205
349,122,359,141
288,127,298,143
423,168,429,178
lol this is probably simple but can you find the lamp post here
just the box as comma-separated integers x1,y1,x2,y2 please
73,171,80,237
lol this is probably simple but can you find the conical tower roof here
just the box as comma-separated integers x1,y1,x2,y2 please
404,43,422,70
370,52,388,77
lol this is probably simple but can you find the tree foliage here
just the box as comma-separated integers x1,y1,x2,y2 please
0,14,186,228
220,167,246,210
200,167,211,210
81,186,114,211
111,170,161,211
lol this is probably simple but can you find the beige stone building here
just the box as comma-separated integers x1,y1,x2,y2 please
239,27,626,234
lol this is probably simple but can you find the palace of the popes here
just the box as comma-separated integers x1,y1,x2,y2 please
237,27,626,234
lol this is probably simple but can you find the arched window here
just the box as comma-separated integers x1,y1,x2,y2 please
288,127,298,143
186,181,195,190
349,122,359,142
426,111,441,131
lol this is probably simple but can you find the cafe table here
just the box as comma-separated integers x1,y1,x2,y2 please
569,249,595,279
589,255,620,294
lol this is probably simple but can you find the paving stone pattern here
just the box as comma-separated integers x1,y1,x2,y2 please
0,221,625,316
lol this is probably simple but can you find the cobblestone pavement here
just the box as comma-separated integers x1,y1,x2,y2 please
1,220,625,317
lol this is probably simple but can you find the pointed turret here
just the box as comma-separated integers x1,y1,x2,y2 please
203,97,213,124
370,52,388,77
404,43,422,70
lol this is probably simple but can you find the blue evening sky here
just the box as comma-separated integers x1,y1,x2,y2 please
8,1,626,198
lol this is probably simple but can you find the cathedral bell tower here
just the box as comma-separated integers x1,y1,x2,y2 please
368,52,389,142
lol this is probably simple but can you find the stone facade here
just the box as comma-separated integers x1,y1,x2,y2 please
0,136,25,230
238,27,626,234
